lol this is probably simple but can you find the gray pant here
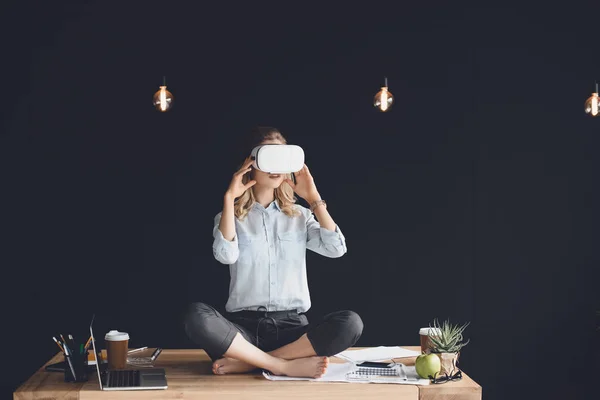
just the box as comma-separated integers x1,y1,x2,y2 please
183,303,364,361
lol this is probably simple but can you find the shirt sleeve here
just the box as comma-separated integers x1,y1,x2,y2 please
305,208,347,258
212,212,239,265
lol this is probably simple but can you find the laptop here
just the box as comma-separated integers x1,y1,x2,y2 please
89,316,168,391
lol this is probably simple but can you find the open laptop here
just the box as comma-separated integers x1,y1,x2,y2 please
89,315,168,391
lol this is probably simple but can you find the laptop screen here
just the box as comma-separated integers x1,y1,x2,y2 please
89,315,103,390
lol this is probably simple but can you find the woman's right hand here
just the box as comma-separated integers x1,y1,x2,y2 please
225,157,256,200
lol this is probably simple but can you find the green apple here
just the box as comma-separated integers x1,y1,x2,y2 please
415,353,441,379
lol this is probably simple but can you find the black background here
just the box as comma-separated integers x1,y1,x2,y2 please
1,2,598,399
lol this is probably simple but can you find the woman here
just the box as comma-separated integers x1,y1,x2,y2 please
184,127,363,378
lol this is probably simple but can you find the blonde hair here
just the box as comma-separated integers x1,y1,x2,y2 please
234,127,301,220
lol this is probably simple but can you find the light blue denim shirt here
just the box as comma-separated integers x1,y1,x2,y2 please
212,200,347,313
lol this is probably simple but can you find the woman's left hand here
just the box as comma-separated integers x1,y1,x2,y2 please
284,164,321,203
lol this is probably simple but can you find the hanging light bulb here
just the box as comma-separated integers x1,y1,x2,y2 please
374,77,394,112
153,76,174,112
584,82,599,117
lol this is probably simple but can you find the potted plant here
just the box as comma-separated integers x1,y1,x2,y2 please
428,318,470,376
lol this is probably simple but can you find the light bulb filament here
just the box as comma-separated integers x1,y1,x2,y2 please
160,87,167,111
380,89,388,111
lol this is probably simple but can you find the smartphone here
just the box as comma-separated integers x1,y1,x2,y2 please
357,361,393,368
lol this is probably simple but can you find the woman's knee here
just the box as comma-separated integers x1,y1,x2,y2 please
309,310,364,356
338,310,364,339
183,302,216,337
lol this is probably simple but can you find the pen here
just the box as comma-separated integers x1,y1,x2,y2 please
52,337,65,353
128,346,148,354
68,334,76,351
64,345,78,381
150,348,162,361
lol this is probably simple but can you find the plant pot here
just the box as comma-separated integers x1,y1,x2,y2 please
434,352,460,376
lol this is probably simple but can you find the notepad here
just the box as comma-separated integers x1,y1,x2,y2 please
352,366,400,377
346,363,429,384
335,346,421,363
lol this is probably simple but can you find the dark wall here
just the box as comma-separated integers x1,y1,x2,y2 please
1,2,598,399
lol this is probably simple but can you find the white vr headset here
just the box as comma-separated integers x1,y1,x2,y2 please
250,144,304,174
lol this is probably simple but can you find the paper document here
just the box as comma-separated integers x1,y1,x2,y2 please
263,362,429,385
263,362,356,382
335,346,421,363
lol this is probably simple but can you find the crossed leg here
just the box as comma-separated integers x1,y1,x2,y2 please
184,303,363,379
213,332,318,374
212,332,328,378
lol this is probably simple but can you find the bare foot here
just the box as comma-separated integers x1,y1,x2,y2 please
212,358,257,375
274,356,329,378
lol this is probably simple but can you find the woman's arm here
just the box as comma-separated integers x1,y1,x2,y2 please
219,157,256,241
285,164,346,258
213,158,256,265
305,207,347,258
213,211,239,265
219,193,236,241
305,193,335,231
285,164,336,231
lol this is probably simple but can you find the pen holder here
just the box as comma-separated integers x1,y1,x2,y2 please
64,350,89,383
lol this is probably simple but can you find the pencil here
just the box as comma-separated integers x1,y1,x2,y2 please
83,336,92,352
53,337,64,353
128,346,148,354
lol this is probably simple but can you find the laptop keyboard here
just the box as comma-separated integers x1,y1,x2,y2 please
107,370,141,387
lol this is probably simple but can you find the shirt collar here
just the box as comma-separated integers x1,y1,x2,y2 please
272,200,282,211
252,200,281,213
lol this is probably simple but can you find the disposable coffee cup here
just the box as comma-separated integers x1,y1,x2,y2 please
419,327,441,354
105,330,129,370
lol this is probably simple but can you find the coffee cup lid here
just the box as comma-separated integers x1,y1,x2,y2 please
105,330,130,341
419,327,441,336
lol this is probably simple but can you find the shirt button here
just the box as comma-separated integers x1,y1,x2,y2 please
271,281,275,285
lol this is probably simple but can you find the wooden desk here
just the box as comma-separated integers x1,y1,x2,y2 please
14,347,482,399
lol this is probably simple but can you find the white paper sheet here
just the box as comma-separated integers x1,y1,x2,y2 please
263,362,356,382
334,346,421,363
262,362,430,385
